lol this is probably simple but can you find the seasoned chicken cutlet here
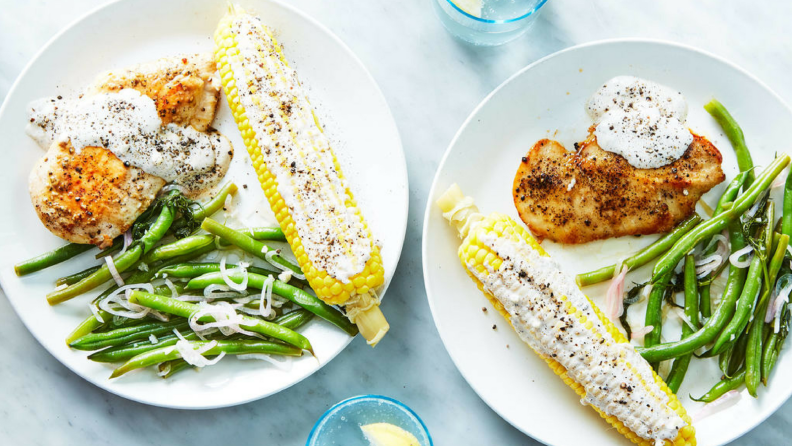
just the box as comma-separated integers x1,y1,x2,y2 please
29,143,165,248
513,133,724,244
89,53,220,132
27,53,227,248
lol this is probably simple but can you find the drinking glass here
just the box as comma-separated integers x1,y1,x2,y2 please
306,395,432,446
432,0,549,46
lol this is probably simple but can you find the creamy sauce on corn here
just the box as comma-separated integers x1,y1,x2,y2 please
226,14,371,283
466,231,685,442
26,89,232,195
586,76,692,169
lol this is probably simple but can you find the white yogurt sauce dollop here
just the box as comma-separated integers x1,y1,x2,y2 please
586,76,693,169
26,89,232,194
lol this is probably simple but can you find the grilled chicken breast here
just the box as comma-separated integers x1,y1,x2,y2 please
513,132,724,244
28,54,224,248
30,144,165,248
89,53,220,132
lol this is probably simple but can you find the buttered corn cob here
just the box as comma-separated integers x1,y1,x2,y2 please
214,5,388,345
438,184,695,445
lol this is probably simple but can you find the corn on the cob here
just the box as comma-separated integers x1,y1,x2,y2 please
214,5,388,345
437,184,695,445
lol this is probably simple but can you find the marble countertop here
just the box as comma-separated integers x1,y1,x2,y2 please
2,0,791,444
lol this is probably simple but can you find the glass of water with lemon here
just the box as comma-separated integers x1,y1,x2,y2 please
432,0,549,46
307,395,432,446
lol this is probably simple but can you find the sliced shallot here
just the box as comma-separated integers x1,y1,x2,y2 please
631,325,654,342
729,246,754,268
606,264,629,320
220,255,248,291
259,275,274,318
692,390,742,423
105,256,125,287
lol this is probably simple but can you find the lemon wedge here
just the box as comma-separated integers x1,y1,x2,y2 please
361,423,421,446
453,0,483,17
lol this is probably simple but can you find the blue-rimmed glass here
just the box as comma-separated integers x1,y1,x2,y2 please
306,395,433,446
432,0,549,46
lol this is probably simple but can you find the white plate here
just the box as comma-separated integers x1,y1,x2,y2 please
0,0,407,409
422,39,792,446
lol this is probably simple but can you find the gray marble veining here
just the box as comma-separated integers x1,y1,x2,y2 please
1,0,791,444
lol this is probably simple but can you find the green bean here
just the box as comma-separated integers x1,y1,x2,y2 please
88,332,197,363
273,309,314,331
575,215,701,287
201,218,304,278
186,271,358,336
170,182,238,233
699,172,749,317
719,328,749,378
217,226,287,244
745,234,788,395
110,339,302,378
666,254,700,393
47,204,175,305
127,291,313,353
643,272,671,358
157,262,286,285
65,310,111,345
141,235,214,264
157,359,191,378
56,265,102,287
704,99,755,189
14,243,94,277
710,253,764,354
652,155,790,281
92,237,214,305
636,221,749,363
690,368,746,403
762,307,789,385
88,309,311,363
70,319,190,351
784,170,792,236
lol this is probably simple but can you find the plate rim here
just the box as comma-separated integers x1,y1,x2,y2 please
0,0,409,410
421,37,792,445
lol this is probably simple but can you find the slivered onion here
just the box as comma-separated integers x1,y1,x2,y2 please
631,325,654,342
265,249,306,280
164,278,179,299
149,334,159,344
188,301,260,339
692,390,742,423
104,256,124,287
220,255,248,291
695,255,723,279
120,230,133,255
89,304,104,323
259,275,274,318
729,246,754,268
671,307,697,331
176,339,226,367
203,283,242,300
606,264,629,320
99,284,155,319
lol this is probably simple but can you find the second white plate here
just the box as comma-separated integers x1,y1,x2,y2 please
422,39,792,445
